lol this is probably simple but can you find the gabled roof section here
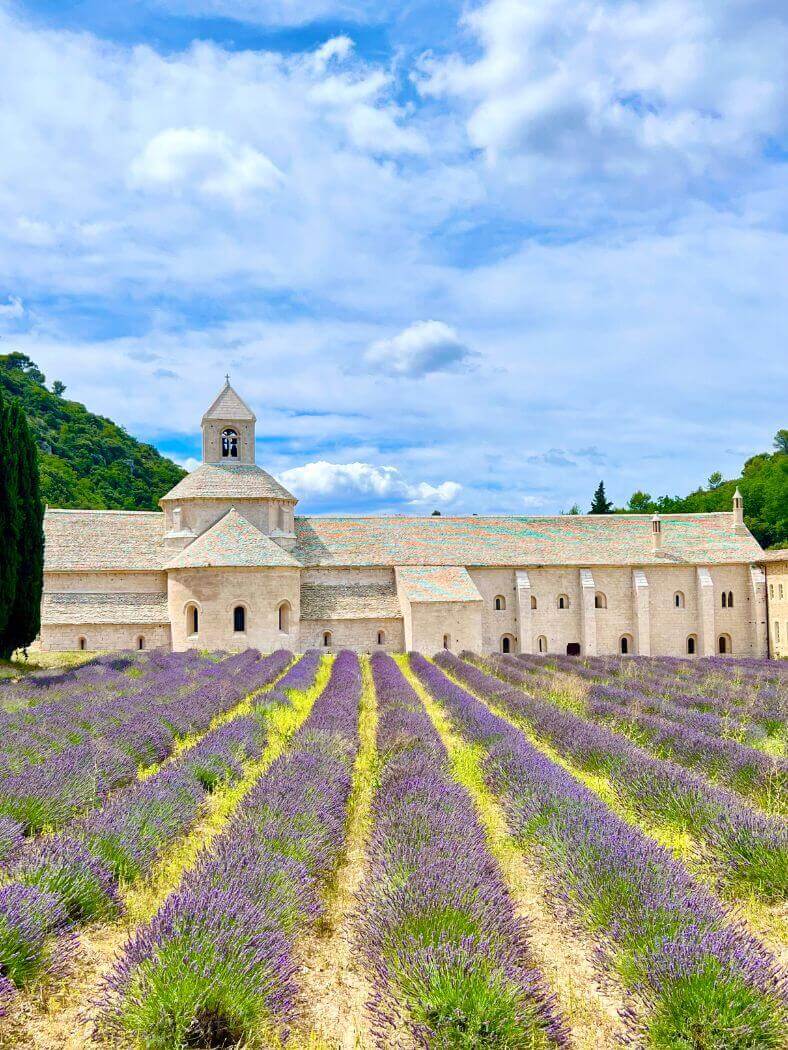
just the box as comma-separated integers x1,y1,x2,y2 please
396,565,482,603
202,379,255,423
166,508,301,569
44,510,167,572
293,513,764,567
160,462,296,503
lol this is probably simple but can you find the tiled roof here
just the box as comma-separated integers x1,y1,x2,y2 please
396,565,482,603
202,381,255,422
293,514,763,567
44,510,167,572
42,591,168,625
166,508,301,569
300,582,401,621
757,549,788,563
160,462,296,503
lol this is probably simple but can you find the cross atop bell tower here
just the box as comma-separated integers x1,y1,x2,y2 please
201,378,256,464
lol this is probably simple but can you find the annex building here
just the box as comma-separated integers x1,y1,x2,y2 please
38,381,782,658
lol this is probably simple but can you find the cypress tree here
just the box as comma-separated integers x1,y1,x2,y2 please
0,388,21,650
3,398,44,656
589,480,613,515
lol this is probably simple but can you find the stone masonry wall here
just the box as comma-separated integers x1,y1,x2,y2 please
168,567,301,652
766,560,788,658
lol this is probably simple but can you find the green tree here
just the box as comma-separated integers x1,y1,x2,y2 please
774,430,788,455
707,471,723,490
0,353,185,511
627,491,654,513
589,481,613,514
0,388,21,648
52,380,66,397
2,398,44,656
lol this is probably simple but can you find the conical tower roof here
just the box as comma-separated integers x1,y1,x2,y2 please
202,378,256,423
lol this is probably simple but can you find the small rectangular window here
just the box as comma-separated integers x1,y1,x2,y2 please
780,584,785,599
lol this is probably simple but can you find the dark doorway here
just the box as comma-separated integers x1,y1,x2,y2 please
566,643,581,656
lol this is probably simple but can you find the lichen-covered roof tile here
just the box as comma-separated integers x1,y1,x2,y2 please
160,462,295,503
42,591,168,625
293,514,763,567
44,510,167,572
300,582,401,620
166,508,301,569
201,381,256,422
396,565,482,602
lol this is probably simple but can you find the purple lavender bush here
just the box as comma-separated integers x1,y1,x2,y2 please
357,653,568,1048
492,653,784,809
97,651,362,1049
0,649,292,837
414,653,787,1048
449,653,787,900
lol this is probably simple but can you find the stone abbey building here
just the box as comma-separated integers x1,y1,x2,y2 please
38,381,783,658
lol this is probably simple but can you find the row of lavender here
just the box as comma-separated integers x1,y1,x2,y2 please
0,649,206,760
0,650,291,850
0,652,320,1015
358,653,567,1047
415,654,787,1047
454,653,787,900
493,653,786,812
517,651,786,732
96,650,360,1048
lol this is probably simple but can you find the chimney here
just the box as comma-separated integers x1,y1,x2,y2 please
651,513,662,553
732,488,745,532
172,507,182,532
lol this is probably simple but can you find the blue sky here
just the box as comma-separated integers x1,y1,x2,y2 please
0,0,786,515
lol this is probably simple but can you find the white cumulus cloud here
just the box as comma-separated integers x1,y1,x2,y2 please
130,127,284,203
363,320,476,377
278,460,461,506
421,0,788,186
0,296,25,320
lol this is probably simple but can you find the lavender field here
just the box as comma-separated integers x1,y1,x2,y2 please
0,648,784,1048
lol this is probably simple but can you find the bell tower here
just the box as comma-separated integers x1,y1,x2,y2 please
201,376,256,465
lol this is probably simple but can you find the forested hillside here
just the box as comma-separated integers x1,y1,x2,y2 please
0,353,185,511
617,432,787,549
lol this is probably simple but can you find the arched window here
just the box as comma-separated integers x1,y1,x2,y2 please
594,592,607,610
78,636,87,651
277,602,291,634
718,633,732,655
221,428,239,458
557,594,569,610
443,634,451,650
323,630,332,648
721,592,727,608
494,595,506,611
137,636,145,651
530,595,537,610
376,629,386,646
620,634,633,655
186,604,199,637
537,635,547,653
687,634,697,655
727,591,734,608
501,634,515,654
674,591,685,609
233,605,246,633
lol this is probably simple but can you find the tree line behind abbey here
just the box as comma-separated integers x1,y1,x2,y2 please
1,352,786,550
